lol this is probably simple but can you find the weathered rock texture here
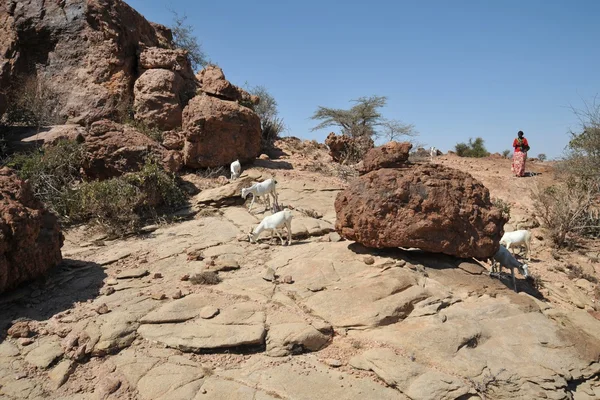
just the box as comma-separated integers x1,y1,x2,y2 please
196,66,258,104
0,168,63,294
0,0,176,123
82,120,181,180
182,94,261,168
325,132,374,163
335,165,506,258
133,47,197,131
359,141,412,174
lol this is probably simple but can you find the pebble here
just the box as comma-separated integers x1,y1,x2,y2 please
180,274,190,281
153,273,163,279
325,358,342,368
96,303,110,315
103,287,115,296
152,293,167,300
282,275,294,284
19,338,34,346
363,256,375,265
329,232,342,242
263,268,276,282
259,244,270,250
106,278,118,285
200,306,220,319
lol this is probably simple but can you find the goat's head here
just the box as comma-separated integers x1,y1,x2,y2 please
519,263,529,278
241,188,248,199
248,227,256,243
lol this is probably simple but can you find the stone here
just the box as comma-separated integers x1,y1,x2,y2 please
133,69,186,131
106,278,119,285
182,94,261,168
195,176,258,205
172,290,183,300
0,0,176,125
325,132,374,162
307,284,326,292
180,274,190,281
335,165,507,258
103,287,116,296
152,293,167,300
266,323,330,357
282,275,294,284
19,338,34,346
97,376,121,398
196,65,258,104
259,243,270,250
0,168,63,294
329,232,342,242
116,268,149,279
324,358,343,368
140,294,216,324
359,141,412,174
48,360,74,389
200,306,220,319
136,363,205,400
19,124,86,148
363,256,375,265
96,303,110,315
82,120,181,180
153,273,163,279
263,268,276,282
162,130,185,150
25,338,64,369
8,321,32,338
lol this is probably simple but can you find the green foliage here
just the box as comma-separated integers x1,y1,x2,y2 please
502,149,511,158
454,137,489,158
169,10,208,71
537,153,547,162
8,142,186,236
246,85,286,149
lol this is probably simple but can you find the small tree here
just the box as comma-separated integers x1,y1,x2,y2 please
169,10,208,71
311,95,387,140
537,153,547,161
379,119,418,143
454,137,489,158
502,149,511,158
247,85,286,149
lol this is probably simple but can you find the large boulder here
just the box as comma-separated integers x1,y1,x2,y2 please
82,120,181,180
359,141,412,174
138,47,195,79
325,132,374,163
0,168,63,294
334,165,507,258
196,66,258,104
0,0,177,124
182,94,261,168
133,69,186,131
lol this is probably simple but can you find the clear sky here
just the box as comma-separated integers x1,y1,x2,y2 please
128,0,599,159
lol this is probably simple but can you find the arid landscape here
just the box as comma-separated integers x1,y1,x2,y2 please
1,1,600,400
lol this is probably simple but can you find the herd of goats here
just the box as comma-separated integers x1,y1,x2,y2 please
231,159,532,292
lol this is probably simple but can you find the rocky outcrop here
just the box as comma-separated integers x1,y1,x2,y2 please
334,165,506,258
196,66,258,104
359,141,412,174
161,130,185,150
82,120,181,180
0,168,63,294
0,0,177,123
325,132,374,163
182,94,261,168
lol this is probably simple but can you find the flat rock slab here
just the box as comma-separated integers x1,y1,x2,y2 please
116,268,149,279
195,176,257,204
266,323,330,357
25,338,64,369
200,306,219,319
137,362,206,400
141,294,220,324
98,250,132,266
350,348,471,400
139,302,266,351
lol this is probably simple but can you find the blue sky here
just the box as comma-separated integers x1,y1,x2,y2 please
128,0,599,159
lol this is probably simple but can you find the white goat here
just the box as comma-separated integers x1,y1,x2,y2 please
241,178,279,213
491,245,529,292
248,208,293,246
430,146,437,162
500,230,532,261
230,159,241,180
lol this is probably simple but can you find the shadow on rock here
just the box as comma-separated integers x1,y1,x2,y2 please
0,259,107,343
252,159,294,170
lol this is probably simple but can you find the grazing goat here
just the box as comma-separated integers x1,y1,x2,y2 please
241,178,279,213
230,160,241,180
491,245,529,292
500,230,532,261
430,146,437,162
248,208,293,246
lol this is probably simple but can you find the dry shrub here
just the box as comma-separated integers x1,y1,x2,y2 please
190,271,221,285
2,74,66,127
531,179,599,247
566,264,599,283
491,197,511,221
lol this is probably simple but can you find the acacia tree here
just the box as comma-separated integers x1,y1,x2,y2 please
247,85,286,149
379,119,418,142
169,11,208,71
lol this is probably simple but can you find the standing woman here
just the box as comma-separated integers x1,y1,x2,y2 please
511,130,530,177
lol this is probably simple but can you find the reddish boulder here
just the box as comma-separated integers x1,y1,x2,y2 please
138,47,195,79
359,141,412,174
334,165,506,258
196,66,259,104
325,133,374,163
182,94,261,168
82,120,181,180
133,69,185,131
0,168,63,294
162,130,185,150
0,0,183,124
